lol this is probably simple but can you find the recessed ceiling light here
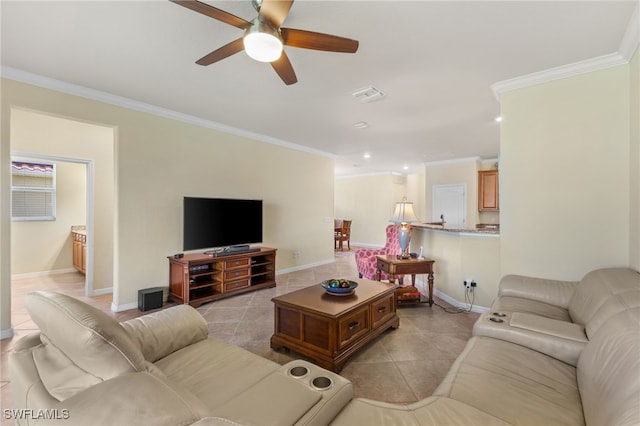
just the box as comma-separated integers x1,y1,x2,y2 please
363,153,371,159
403,165,409,170
353,121,370,129
495,116,503,123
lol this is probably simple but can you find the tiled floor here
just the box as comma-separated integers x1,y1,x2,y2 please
1,250,479,424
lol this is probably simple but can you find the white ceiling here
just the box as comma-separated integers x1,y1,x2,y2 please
1,1,637,176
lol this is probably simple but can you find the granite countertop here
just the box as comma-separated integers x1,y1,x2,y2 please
412,223,500,235
71,225,86,235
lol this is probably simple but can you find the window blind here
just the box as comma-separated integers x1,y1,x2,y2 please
11,161,56,220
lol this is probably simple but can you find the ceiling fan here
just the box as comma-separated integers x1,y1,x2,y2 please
170,0,359,85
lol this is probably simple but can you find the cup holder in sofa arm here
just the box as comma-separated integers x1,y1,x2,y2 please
311,376,333,391
489,317,504,323
279,360,353,426
288,365,310,378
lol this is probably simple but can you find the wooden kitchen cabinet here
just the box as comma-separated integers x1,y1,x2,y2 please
72,228,86,274
478,170,499,211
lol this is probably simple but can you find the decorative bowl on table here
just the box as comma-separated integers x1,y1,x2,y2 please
321,279,358,296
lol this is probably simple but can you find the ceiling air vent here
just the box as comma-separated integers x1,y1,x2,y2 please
351,86,385,103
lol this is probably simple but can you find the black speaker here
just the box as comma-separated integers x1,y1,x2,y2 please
138,287,163,311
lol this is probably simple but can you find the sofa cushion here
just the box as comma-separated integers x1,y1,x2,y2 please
330,397,510,426
25,291,148,399
578,307,640,426
121,304,208,363
568,268,640,331
433,336,583,425
154,337,280,410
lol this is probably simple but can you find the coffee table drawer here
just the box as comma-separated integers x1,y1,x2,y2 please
371,293,395,329
338,306,370,349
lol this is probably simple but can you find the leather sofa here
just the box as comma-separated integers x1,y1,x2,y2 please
331,267,640,425
10,267,640,425
10,291,353,426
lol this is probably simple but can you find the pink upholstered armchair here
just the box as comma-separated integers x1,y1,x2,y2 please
355,224,412,282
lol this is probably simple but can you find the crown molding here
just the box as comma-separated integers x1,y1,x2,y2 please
0,66,335,160
492,0,640,101
424,157,481,167
491,53,627,100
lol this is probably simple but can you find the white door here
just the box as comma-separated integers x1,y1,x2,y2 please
432,184,466,227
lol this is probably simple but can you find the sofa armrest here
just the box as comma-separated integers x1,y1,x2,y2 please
498,274,578,308
121,305,208,363
473,312,587,366
33,372,208,426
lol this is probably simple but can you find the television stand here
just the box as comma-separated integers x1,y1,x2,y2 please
168,247,277,308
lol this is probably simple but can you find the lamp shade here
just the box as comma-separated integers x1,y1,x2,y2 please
390,201,418,224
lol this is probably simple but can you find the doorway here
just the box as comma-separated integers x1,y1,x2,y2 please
10,153,94,295
432,184,467,227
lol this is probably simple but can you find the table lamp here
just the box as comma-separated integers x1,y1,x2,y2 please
390,198,418,259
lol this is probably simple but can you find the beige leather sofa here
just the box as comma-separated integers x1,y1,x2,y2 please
331,267,640,426
10,291,353,426
10,267,640,425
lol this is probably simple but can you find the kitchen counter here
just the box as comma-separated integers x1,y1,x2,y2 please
71,225,86,236
412,223,499,236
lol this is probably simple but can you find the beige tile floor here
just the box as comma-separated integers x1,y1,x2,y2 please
1,250,479,425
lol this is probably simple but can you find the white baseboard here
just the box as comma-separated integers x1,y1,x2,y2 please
276,258,335,275
90,287,113,296
1,327,15,340
11,268,78,280
111,301,139,312
413,277,488,313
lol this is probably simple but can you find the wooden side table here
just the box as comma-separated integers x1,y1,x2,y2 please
376,255,435,306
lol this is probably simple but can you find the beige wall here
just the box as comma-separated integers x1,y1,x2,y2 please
500,64,632,280
406,172,426,222
334,174,407,246
1,79,335,317
11,159,86,275
411,228,500,308
630,46,640,270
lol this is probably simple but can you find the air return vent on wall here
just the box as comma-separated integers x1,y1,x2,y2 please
351,86,385,102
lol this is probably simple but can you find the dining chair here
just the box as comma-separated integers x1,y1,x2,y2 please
334,219,352,251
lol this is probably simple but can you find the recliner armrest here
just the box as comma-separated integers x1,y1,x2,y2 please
121,305,208,363
498,275,578,308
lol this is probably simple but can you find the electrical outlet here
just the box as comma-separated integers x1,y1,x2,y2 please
470,281,477,287
293,250,301,259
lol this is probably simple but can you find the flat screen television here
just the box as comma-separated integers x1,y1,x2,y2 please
183,197,263,251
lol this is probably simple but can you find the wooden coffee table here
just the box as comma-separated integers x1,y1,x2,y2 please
270,279,399,372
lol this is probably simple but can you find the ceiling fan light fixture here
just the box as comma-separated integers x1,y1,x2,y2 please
244,18,283,62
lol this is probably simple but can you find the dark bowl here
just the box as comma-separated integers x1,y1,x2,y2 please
321,279,358,294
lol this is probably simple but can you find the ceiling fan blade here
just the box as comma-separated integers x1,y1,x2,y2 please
196,38,245,66
170,0,251,29
281,28,359,53
271,51,298,85
258,0,294,27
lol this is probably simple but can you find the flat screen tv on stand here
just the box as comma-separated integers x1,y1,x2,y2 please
183,197,263,256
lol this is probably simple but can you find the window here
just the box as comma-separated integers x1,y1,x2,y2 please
11,161,56,221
